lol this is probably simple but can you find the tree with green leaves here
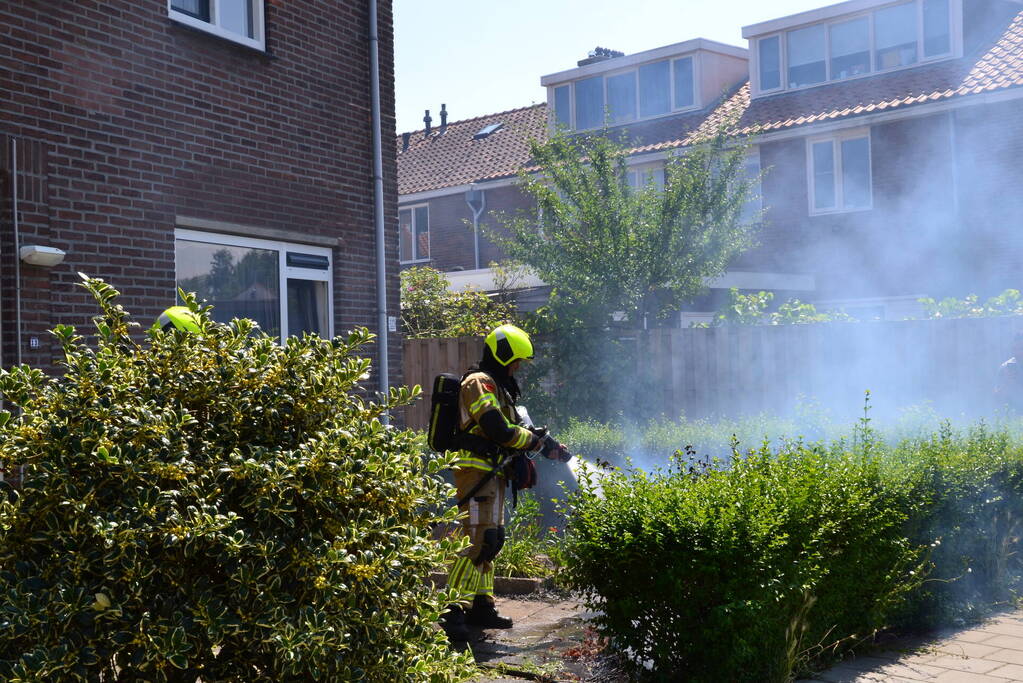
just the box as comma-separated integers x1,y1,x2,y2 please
488,126,761,328
484,126,762,422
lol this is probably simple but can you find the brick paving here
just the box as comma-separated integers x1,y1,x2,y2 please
464,599,1023,681
801,612,1023,682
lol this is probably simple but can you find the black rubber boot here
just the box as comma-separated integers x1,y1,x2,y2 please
440,605,470,642
466,595,513,629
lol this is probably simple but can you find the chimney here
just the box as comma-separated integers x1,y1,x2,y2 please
423,109,432,138
577,46,625,67
439,103,448,134
401,132,410,152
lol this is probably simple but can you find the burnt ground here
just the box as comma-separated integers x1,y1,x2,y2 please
456,592,628,682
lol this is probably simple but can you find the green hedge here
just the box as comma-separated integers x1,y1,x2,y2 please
560,423,1023,681
0,278,470,682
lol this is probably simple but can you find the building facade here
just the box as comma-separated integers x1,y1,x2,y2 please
397,0,1023,323
1,0,399,387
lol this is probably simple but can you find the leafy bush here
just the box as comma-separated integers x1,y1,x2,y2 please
917,288,1023,319
493,492,564,580
708,287,857,326
400,265,516,338
0,277,470,682
560,421,1023,681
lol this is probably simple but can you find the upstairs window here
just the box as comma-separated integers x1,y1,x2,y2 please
754,0,954,95
788,24,827,88
875,2,918,69
607,72,637,124
830,17,870,80
923,0,951,57
758,36,781,91
169,0,265,50
808,131,872,214
673,57,695,109
399,206,430,264
574,76,605,130
554,85,572,129
639,61,671,117
554,55,697,131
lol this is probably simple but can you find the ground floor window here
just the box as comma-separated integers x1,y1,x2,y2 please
175,229,333,343
807,129,872,214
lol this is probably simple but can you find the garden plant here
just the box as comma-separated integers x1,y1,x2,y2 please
559,409,1023,681
0,276,471,682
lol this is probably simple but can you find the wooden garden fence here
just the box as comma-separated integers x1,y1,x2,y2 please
402,316,1023,430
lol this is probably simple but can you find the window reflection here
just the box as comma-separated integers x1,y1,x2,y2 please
288,279,328,337
176,239,280,337
830,17,870,80
788,25,827,87
875,3,918,69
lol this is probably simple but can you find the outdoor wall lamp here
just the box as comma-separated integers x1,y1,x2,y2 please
20,245,66,267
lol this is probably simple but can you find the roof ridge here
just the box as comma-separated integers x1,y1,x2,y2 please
397,102,546,138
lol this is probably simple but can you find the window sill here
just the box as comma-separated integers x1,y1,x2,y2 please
400,259,433,266
168,16,275,59
753,52,956,100
809,206,872,217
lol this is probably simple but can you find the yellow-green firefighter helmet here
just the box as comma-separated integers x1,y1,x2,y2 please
157,306,200,333
484,324,533,366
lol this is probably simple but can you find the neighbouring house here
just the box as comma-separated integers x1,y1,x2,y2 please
1,0,400,389
397,0,1023,324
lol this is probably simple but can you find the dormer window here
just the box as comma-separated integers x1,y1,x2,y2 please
749,0,959,97
544,40,748,132
552,57,697,131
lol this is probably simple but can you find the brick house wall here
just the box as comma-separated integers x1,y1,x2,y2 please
0,0,400,391
748,104,1023,301
400,183,531,273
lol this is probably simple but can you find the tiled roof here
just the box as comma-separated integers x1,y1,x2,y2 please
398,9,1023,196
397,105,548,195
716,8,1023,137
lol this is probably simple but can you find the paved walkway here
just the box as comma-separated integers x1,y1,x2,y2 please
801,611,1023,682
464,598,1023,681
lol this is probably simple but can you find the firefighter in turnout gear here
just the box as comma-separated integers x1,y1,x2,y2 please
441,324,570,641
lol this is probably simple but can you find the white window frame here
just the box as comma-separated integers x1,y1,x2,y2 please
754,33,785,95
547,54,701,132
399,204,431,264
806,128,873,215
168,0,266,51
174,228,333,343
752,0,960,97
741,147,763,224
625,161,666,190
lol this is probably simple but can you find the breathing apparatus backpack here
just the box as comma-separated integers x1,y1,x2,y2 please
428,373,462,453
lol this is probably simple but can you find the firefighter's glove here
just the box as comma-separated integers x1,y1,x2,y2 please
537,431,572,462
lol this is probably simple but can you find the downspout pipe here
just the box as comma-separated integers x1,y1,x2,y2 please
368,0,390,420
11,139,21,367
466,185,486,271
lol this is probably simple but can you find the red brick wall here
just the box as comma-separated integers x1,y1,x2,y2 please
399,183,531,273
0,0,400,390
748,112,969,300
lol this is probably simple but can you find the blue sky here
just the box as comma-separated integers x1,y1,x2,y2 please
394,0,832,133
